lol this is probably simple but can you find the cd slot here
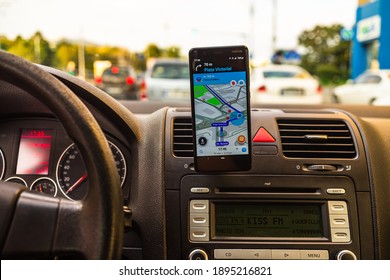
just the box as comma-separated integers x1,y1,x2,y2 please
215,187,321,195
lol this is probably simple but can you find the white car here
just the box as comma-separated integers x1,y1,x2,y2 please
372,95,390,106
250,64,323,104
143,58,190,102
333,70,390,104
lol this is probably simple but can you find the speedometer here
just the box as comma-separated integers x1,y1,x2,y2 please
56,141,127,200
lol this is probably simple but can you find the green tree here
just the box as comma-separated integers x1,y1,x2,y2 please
92,45,132,66
2,31,181,75
4,32,53,65
7,35,35,61
298,24,351,85
164,46,181,58
30,32,53,65
0,35,13,50
144,43,161,59
53,40,78,70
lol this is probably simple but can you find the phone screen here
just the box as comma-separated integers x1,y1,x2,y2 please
189,46,251,172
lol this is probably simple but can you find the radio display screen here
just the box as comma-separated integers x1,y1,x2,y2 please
213,203,323,238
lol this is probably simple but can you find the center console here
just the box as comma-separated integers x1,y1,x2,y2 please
164,108,375,260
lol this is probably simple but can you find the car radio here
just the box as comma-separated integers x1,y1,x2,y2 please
180,175,360,260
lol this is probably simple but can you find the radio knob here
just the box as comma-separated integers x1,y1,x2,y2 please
336,250,357,260
189,249,208,260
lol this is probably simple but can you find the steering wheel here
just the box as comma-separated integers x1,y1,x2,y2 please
0,51,123,259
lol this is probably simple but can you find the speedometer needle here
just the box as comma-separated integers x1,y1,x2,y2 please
66,173,88,194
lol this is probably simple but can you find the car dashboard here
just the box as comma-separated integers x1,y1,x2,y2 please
164,108,372,260
1,66,390,260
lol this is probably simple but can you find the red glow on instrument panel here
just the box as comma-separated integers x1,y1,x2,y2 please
16,129,53,175
21,130,52,138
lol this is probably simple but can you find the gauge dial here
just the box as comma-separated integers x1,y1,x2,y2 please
56,141,126,200
109,141,127,187
30,177,57,197
0,148,5,180
5,176,28,187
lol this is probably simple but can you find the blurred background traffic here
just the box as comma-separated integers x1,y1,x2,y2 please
0,0,389,105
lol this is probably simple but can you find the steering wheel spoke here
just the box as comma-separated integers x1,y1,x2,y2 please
0,181,93,259
1,184,60,258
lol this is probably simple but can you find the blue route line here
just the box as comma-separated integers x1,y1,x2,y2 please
227,117,238,123
204,85,240,113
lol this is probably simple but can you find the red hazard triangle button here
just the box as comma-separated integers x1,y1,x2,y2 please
253,127,276,143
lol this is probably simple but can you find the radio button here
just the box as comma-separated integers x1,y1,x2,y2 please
191,187,210,194
300,250,329,260
328,201,348,215
190,213,209,227
190,200,209,213
327,188,346,195
272,250,300,260
242,249,272,260
331,228,351,243
189,227,209,242
330,215,349,228
214,249,242,259
189,249,208,260
336,250,357,260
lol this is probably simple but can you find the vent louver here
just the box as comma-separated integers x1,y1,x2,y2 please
172,118,194,157
277,119,357,159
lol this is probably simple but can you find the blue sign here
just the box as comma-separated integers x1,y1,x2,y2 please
271,50,301,64
340,28,354,41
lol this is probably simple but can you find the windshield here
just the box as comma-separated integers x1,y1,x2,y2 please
2,0,388,106
355,74,382,84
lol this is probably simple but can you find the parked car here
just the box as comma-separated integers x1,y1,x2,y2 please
143,59,190,101
95,66,140,100
250,64,323,104
332,69,390,104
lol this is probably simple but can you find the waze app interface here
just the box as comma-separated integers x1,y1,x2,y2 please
192,57,249,157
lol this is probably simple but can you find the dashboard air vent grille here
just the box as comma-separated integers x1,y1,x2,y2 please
173,118,194,157
277,119,356,159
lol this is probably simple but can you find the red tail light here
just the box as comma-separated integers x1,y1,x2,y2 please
111,66,119,74
140,80,147,100
140,80,146,90
126,76,135,85
95,76,103,84
317,85,323,94
258,85,267,93
140,91,148,101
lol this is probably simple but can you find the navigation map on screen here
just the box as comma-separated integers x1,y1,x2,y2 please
193,71,249,157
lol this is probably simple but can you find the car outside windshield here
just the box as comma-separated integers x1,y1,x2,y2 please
0,0,366,106
151,62,189,80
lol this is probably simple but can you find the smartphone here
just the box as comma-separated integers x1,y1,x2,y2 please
189,45,252,172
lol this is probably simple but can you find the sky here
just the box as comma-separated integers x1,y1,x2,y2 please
0,0,358,61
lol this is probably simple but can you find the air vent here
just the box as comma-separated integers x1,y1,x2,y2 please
277,119,357,159
173,118,194,157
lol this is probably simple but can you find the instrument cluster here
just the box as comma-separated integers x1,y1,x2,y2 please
0,118,128,201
